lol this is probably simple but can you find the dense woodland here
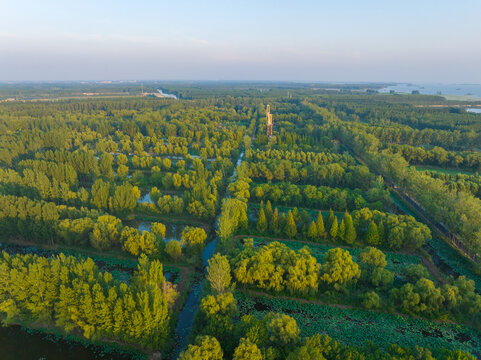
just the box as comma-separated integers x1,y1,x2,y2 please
0,85,480,359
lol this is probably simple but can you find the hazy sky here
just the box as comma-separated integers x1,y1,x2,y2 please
1,0,480,82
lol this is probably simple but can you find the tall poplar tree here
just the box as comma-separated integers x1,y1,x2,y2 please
285,211,297,238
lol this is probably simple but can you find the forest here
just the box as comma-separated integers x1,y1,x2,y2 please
0,84,480,359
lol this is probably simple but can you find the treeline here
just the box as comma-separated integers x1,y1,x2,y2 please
424,170,481,199
229,242,480,321
316,105,481,263
245,148,354,165
250,182,390,211
252,203,430,251
0,193,207,258
244,160,375,190
387,144,481,172
0,252,176,350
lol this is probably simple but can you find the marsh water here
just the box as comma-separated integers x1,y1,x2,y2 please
0,325,135,360
379,83,481,98
137,221,184,242
466,108,481,114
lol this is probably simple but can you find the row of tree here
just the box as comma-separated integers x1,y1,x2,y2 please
0,252,176,350
253,203,430,251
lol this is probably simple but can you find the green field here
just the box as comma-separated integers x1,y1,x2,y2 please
235,291,481,356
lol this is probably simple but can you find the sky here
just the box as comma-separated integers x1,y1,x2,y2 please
1,0,480,83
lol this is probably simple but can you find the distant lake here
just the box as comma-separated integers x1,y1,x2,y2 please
379,84,481,98
466,108,481,114
157,89,177,99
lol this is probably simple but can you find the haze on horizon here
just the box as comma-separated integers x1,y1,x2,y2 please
1,0,480,83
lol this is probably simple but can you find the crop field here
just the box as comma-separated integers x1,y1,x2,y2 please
235,291,481,356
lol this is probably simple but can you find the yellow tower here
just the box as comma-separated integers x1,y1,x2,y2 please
266,105,273,137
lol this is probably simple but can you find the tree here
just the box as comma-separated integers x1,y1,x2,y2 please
265,200,273,223
270,208,279,234
90,215,122,250
218,198,246,244
99,153,114,178
391,278,444,316
285,211,297,238
329,216,338,240
91,179,110,209
320,248,360,288
358,247,393,287
326,209,335,231
233,338,262,360
362,291,380,309
165,240,182,261
117,164,129,178
182,226,207,252
207,253,231,294
316,212,325,239
338,218,346,242
377,221,385,245
343,212,356,245
402,264,430,283
365,221,380,246
178,335,223,360
307,221,318,240
117,153,128,165
257,207,267,233
122,227,157,256
150,222,166,238
109,183,140,215
265,313,300,347
200,292,237,317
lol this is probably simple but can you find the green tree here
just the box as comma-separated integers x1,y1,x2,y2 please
270,208,279,234
90,215,122,250
178,335,223,360
285,211,297,238
91,179,110,209
338,218,346,242
316,212,325,239
320,248,360,288
358,247,393,287
117,164,129,178
265,200,273,223
343,212,356,245
218,198,246,244
265,313,300,347
165,240,182,261
257,207,267,233
329,216,338,240
326,209,335,231
377,221,385,245
109,183,141,215
233,338,262,360
207,253,232,294
365,221,380,246
200,292,238,318
99,153,114,178
182,226,207,252
307,221,318,240
150,222,166,238
362,291,380,309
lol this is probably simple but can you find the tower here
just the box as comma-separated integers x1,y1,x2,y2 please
266,105,273,137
